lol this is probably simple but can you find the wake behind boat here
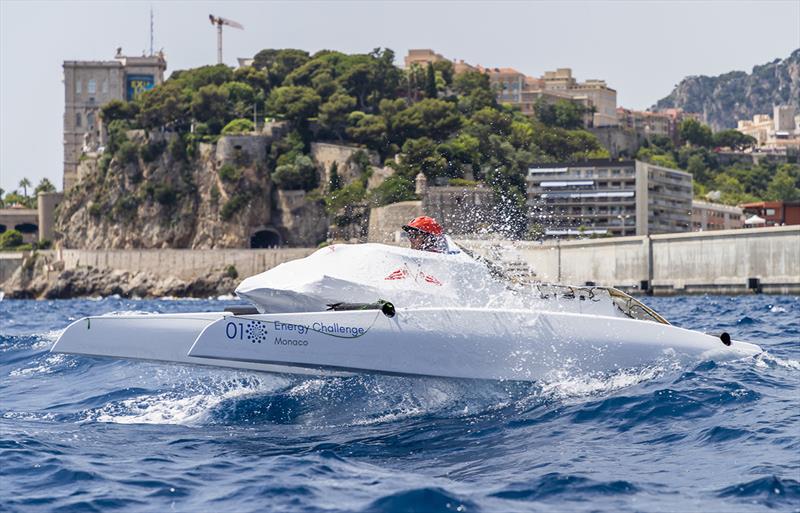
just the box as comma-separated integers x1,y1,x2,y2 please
51,243,761,381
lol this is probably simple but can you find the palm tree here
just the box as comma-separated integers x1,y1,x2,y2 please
18,178,31,198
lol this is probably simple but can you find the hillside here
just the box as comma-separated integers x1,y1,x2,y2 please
54,48,610,248
654,49,800,130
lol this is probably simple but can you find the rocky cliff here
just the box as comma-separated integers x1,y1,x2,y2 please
653,49,800,130
56,130,328,249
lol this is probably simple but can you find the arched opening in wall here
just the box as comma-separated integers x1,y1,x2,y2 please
0,224,6,233
15,223,38,234
250,229,282,248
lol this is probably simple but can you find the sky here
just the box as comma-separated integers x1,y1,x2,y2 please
1,0,799,193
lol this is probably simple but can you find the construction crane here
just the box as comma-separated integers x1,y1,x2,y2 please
209,14,243,65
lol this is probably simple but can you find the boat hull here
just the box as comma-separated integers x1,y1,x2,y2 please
52,308,762,381
189,308,761,380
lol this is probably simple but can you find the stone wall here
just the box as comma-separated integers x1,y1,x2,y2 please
310,142,380,187
273,190,328,246
0,253,25,284
367,201,423,244
57,248,317,281
589,126,645,158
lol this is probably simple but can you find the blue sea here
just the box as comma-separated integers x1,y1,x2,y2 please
1,295,798,513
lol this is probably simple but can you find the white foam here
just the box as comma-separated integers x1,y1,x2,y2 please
754,352,800,370
10,353,75,376
82,375,287,425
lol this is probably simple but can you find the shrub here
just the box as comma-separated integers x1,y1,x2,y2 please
221,194,248,220
112,194,139,219
154,185,177,206
221,118,255,135
0,229,24,249
117,141,139,165
448,178,478,187
272,154,318,191
369,175,417,207
218,163,242,182
224,265,238,279
139,140,166,163
88,203,103,217
169,137,187,162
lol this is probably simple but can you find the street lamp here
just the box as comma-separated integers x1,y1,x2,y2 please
617,214,631,236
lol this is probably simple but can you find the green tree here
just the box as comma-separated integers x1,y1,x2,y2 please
253,49,311,86
272,154,319,191
18,178,31,197
329,161,341,191
425,63,437,98
0,229,24,249
100,99,139,123
346,111,387,150
369,174,417,206
679,118,713,147
266,86,321,125
766,166,800,201
34,178,56,195
190,84,229,134
686,154,709,184
319,91,357,140
393,99,461,142
713,129,756,150
221,118,255,135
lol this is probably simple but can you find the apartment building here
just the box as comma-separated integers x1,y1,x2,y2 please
737,106,800,151
527,160,692,237
691,201,744,231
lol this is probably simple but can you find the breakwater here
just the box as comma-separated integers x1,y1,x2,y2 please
1,226,798,298
463,225,800,295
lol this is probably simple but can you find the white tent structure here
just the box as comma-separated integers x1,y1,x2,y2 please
744,214,767,225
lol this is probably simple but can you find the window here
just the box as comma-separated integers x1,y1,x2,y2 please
766,208,776,215
102,80,108,93
75,112,81,127
76,80,81,94
88,79,96,94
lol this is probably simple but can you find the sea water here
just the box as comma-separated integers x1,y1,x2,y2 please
0,296,798,513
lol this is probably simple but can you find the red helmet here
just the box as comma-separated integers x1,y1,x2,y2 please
403,216,443,236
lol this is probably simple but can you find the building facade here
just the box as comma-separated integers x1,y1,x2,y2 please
736,106,800,152
403,50,617,127
740,201,800,226
527,160,692,237
63,51,166,190
691,200,744,231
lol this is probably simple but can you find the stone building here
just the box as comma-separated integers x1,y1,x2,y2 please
63,50,166,190
403,50,617,127
527,160,692,237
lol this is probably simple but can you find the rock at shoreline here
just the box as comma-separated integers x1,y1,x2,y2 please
3,253,238,300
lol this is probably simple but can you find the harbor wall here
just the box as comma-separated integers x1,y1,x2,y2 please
2,226,798,296
56,248,317,280
462,225,800,295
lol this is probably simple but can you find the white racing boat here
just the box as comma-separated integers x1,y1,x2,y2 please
51,243,761,381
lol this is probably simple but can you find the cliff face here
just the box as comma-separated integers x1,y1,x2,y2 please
55,131,327,249
653,49,800,130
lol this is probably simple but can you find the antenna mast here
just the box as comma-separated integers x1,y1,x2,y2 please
149,6,154,56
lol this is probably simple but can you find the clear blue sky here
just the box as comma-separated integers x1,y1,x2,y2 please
1,0,798,193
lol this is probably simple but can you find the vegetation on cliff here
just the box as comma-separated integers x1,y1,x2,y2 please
654,49,800,130
635,118,800,204
72,47,609,241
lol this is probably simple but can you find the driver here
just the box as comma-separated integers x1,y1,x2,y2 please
402,216,447,253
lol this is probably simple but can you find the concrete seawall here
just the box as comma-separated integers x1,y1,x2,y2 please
463,226,800,295
57,248,317,281
2,226,798,296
